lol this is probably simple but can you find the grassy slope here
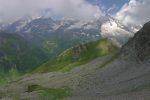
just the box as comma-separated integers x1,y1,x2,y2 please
0,67,20,84
0,32,50,73
35,38,118,73
0,32,50,84
0,32,99,84
27,84,72,100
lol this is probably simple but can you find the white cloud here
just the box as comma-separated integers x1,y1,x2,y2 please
101,18,132,46
101,0,150,46
0,0,103,24
116,0,150,32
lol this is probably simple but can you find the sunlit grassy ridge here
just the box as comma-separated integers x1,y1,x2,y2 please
35,38,118,73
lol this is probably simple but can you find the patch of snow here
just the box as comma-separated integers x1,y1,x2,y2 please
101,17,134,45
96,34,100,37
25,28,31,33
52,24,61,31
87,34,90,37
66,21,87,30
81,32,86,35
16,18,32,32
101,19,132,37
84,24,98,30
16,21,28,32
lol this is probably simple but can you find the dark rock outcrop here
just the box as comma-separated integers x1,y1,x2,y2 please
122,21,150,61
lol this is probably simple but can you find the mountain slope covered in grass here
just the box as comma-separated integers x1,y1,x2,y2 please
35,38,118,73
0,31,55,83
0,31,50,73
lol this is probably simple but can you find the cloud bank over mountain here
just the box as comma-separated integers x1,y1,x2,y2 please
101,0,150,45
116,0,150,32
0,0,149,45
0,0,103,23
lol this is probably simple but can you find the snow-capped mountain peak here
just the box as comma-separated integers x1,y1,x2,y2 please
101,15,134,47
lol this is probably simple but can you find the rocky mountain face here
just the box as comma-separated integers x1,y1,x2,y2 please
122,21,150,61
3,17,102,41
1,16,132,46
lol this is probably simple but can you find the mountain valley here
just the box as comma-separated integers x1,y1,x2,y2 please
0,21,150,99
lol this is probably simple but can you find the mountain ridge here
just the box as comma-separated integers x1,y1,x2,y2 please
1,16,131,44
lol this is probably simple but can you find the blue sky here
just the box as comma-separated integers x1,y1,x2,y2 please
87,0,129,13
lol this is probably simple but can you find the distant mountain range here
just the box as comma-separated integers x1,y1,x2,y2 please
1,15,132,44
2,17,102,40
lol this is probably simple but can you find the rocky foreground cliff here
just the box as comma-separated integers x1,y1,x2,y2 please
122,21,150,61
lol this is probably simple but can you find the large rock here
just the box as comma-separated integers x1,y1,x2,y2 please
122,21,150,61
